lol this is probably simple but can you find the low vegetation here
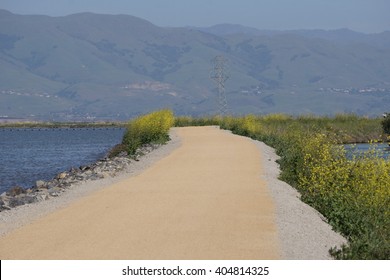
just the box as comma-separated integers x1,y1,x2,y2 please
175,114,389,259
111,109,174,157
382,113,390,135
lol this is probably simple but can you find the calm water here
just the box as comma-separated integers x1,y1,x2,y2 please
0,127,125,194
344,143,390,159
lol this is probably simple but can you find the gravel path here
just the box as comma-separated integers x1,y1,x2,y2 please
253,140,347,259
0,127,346,259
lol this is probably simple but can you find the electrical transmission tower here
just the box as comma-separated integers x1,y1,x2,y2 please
210,55,229,116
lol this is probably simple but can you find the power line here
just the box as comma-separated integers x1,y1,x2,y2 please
210,55,229,116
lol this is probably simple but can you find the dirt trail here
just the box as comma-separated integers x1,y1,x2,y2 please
0,126,280,259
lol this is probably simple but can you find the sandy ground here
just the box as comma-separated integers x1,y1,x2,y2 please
0,126,346,259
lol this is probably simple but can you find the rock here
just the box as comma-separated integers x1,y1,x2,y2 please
69,167,80,175
21,195,37,204
75,175,86,181
35,180,47,188
7,186,26,197
46,182,59,189
90,173,104,180
57,183,68,188
8,197,25,208
80,165,90,171
114,151,127,157
1,205,11,211
57,172,67,179
37,193,49,201
48,187,62,197
93,167,102,173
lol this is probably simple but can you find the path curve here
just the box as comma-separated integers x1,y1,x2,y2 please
0,126,280,259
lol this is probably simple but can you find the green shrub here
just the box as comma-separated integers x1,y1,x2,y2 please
107,143,128,158
122,109,174,155
382,113,390,135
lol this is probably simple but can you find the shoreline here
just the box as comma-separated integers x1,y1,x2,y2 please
0,128,182,237
0,126,126,195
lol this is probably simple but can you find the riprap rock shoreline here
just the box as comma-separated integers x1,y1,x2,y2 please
0,143,161,212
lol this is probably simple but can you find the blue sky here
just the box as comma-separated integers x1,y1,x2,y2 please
1,0,389,33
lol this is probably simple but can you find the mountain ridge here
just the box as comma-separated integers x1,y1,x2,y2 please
0,10,389,120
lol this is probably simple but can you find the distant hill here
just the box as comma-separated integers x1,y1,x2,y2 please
192,24,390,48
1,10,389,120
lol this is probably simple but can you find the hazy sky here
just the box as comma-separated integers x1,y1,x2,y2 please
1,0,389,33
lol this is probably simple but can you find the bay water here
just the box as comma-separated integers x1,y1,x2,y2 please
344,143,390,159
0,127,125,194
